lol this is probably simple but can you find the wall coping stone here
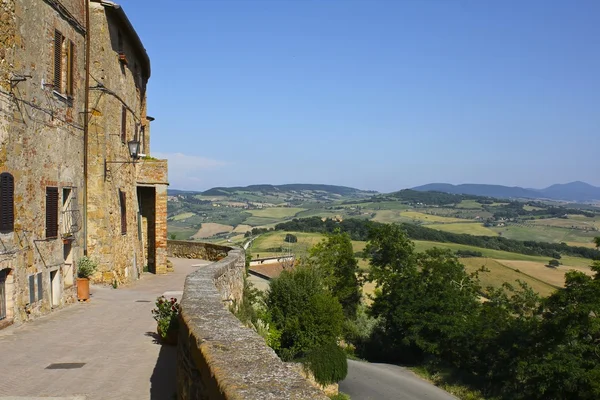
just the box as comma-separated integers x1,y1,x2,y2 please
178,244,328,399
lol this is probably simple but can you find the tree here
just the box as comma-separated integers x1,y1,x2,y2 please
307,231,362,319
284,233,298,243
548,259,560,268
266,266,345,362
594,236,600,249
365,224,480,363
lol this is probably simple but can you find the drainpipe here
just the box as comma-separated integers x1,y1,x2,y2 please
83,0,91,255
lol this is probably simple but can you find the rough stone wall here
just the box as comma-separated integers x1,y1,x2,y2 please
0,0,86,323
86,2,146,284
175,245,328,400
167,240,230,261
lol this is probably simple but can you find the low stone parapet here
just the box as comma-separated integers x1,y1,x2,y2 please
176,243,328,400
167,240,229,261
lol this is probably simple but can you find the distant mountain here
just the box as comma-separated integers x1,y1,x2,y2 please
411,182,600,202
201,184,376,197
539,181,600,202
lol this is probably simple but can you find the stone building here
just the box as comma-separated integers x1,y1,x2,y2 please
0,0,167,328
87,0,168,282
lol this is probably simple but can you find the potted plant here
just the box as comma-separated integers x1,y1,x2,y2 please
152,296,181,345
76,256,97,301
61,233,73,244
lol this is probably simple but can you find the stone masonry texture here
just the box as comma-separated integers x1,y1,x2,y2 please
0,0,169,326
174,241,329,400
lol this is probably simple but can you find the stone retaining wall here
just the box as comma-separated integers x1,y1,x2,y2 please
173,241,328,400
168,240,230,262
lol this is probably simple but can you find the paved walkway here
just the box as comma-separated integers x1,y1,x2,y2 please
0,258,208,400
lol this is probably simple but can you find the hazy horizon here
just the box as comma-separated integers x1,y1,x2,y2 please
166,179,600,193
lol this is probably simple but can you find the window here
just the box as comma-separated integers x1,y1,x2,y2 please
53,29,74,99
28,274,35,304
0,172,14,232
121,106,127,143
53,30,63,93
46,187,59,238
0,269,6,320
27,272,43,304
119,190,127,234
37,272,43,303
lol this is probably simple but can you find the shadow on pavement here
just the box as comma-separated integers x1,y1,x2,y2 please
149,333,177,399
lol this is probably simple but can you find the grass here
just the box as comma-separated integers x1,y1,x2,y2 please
455,200,483,209
428,223,497,236
170,212,195,221
460,257,557,297
249,231,325,258
248,207,306,219
192,223,233,239
400,211,465,223
371,210,416,224
497,259,593,287
412,240,592,267
409,365,487,400
490,224,598,246
243,216,287,226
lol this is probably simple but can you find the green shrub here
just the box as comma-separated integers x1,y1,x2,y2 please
303,342,348,386
77,256,98,278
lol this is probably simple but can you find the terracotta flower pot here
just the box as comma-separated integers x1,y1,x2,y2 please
77,277,90,301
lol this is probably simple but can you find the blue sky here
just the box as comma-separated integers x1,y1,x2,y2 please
119,0,600,192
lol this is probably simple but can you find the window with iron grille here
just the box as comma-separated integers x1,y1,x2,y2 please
0,269,6,320
121,106,127,143
0,172,14,232
119,190,127,235
46,187,59,238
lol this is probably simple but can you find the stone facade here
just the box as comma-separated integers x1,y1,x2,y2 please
0,0,87,325
86,1,168,282
174,241,328,400
0,0,168,326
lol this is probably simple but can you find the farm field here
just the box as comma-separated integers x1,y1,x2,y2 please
248,207,306,219
455,200,483,209
412,240,592,267
490,224,598,246
192,223,233,239
372,210,415,224
233,224,253,233
170,212,195,221
429,222,497,236
249,231,325,259
400,211,464,223
498,260,594,287
460,257,557,297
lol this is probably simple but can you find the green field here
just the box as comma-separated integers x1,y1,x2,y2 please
400,211,465,223
243,216,288,226
429,223,497,236
249,231,325,259
455,200,483,209
490,224,598,246
170,212,195,221
372,210,415,224
248,207,306,219
412,240,592,267
460,257,557,297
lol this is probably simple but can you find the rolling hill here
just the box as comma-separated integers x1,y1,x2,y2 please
411,181,600,202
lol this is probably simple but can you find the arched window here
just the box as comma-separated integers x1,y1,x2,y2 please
0,173,14,232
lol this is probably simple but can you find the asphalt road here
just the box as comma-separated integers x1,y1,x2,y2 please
339,359,457,400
